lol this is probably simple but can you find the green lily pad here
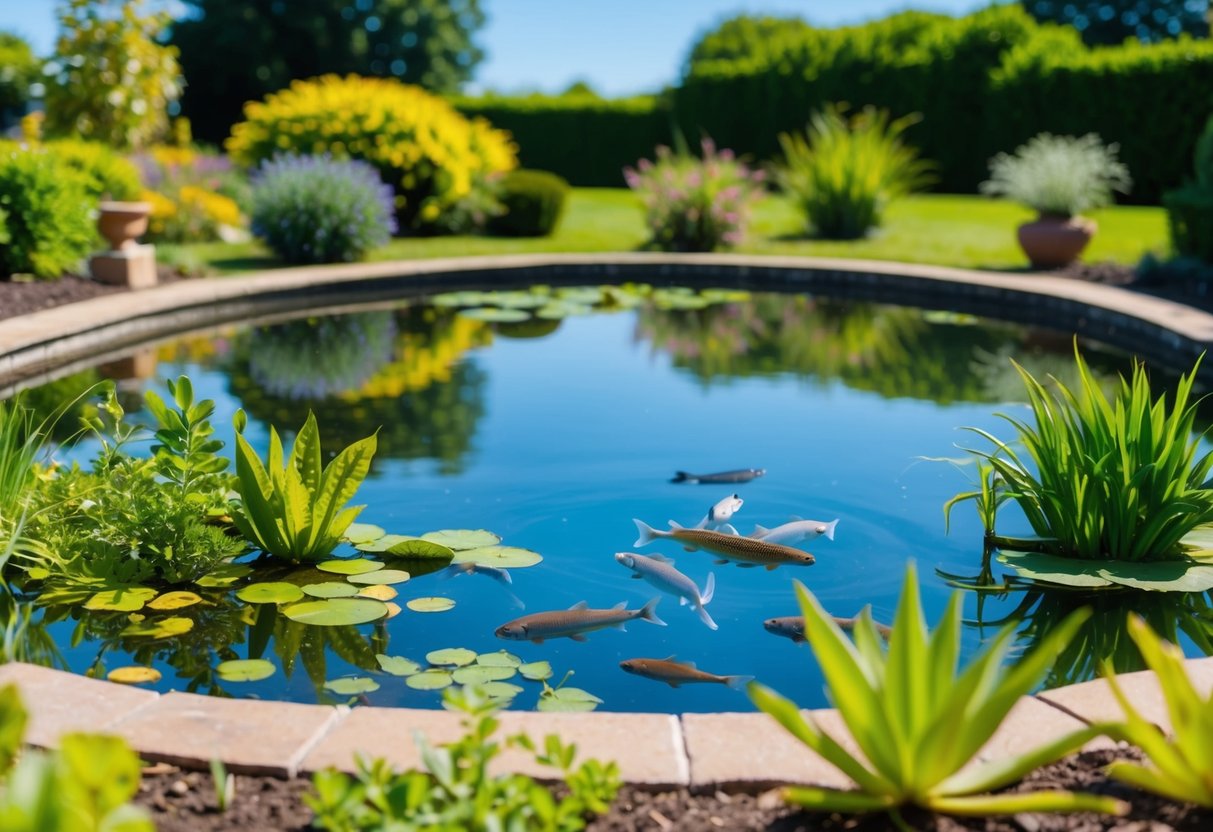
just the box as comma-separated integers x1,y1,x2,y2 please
324,676,380,695
426,647,477,667
343,524,386,544
998,550,1213,591
405,670,453,690
356,534,420,553
459,307,530,323
147,591,203,611
236,582,306,605
419,529,501,551
84,587,157,612
385,539,454,559
476,650,521,668
107,666,161,685
347,569,410,586
997,551,1113,588
699,289,751,303
536,302,593,320
452,546,542,569
376,654,422,676
406,597,455,613
453,664,517,684
216,659,276,683
195,563,254,588
478,681,524,699
283,598,388,626
430,290,494,307
317,558,384,576
554,287,606,305
518,661,553,681
121,616,194,639
489,291,550,309
537,687,603,713
301,582,360,599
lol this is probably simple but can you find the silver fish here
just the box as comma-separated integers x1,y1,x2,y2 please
633,518,815,569
671,469,765,484
615,552,716,629
495,598,665,643
763,613,892,643
620,656,752,689
694,493,744,530
752,516,838,544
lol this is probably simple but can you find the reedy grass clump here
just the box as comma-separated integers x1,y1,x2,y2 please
981,133,1130,218
959,346,1213,561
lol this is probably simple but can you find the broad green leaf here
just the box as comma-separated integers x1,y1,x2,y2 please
376,655,422,676
346,569,410,586
419,529,501,551
427,648,477,667
146,591,203,611
479,681,524,699
107,666,161,684
355,534,421,553
476,650,522,667
343,523,386,544
451,546,542,569
317,558,384,576
406,670,453,690
236,582,305,605
407,596,455,613
519,661,553,681
195,562,254,588
453,665,517,684
537,687,602,712
459,307,530,322
386,539,454,559
324,677,380,695
309,431,377,551
216,659,276,683
996,551,1114,587
1096,561,1213,592
283,598,388,626
84,587,156,612
301,582,360,599
121,617,194,639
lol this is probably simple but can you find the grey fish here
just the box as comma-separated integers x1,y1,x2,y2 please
763,613,892,643
672,469,765,484
620,656,752,689
445,561,513,585
615,552,716,629
694,493,744,530
495,598,665,643
633,519,815,569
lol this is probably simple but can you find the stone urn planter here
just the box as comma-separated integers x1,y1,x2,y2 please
1017,213,1097,270
97,201,152,251
90,201,158,288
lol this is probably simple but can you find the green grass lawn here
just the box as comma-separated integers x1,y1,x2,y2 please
171,188,1169,275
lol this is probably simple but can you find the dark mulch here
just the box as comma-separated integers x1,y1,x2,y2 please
0,275,123,321
134,748,1211,831
1047,261,1137,286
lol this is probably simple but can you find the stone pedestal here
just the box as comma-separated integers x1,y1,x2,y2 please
89,244,158,289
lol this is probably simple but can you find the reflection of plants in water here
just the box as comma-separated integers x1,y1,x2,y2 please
247,312,398,400
14,369,99,444
343,310,490,399
155,331,236,367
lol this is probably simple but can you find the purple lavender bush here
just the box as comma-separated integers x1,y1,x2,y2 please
624,138,764,252
251,155,396,264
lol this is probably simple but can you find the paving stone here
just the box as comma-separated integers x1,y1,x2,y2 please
1037,657,1213,734
299,706,466,775
108,691,342,777
977,696,1115,762
0,662,159,748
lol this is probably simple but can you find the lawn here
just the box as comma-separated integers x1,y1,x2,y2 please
171,188,1169,275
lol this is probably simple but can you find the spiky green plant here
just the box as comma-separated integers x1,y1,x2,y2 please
748,564,1126,824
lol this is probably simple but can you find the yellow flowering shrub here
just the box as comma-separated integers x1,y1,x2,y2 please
226,74,517,231
143,186,242,243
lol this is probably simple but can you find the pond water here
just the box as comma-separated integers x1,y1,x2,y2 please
12,284,1213,713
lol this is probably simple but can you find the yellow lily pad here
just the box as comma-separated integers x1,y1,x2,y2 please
107,666,161,685
147,591,203,611
85,587,157,612
357,584,398,602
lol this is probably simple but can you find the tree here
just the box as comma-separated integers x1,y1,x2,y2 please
1022,0,1209,45
171,0,485,144
0,32,40,126
43,0,182,149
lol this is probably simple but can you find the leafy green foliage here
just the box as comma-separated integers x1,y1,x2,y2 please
777,104,934,240
145,376,232,497
306,686,620,830
490,169,570,237
0,33,39,115
41,139,143,202
749,565,1125,820
231,411,377,561
981,133,1130,217
1163,116,1213,265
0,146,95,279
953,346,1213,564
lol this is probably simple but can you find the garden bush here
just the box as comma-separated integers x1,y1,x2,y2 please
42,139,142,202
250,155,396,264
489,169,569,237
0,146,95,279
0,33,39,122
136,146,247,244
227,74,516,232
1162,116,1213,263
980,133,1130,217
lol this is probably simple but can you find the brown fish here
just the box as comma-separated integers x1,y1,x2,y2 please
764,614,892,643
495,598,665,643
633,519,814,570
620,656,753,689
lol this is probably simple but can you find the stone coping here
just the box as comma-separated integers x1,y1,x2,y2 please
2,659,1209,790
4,252,1213,392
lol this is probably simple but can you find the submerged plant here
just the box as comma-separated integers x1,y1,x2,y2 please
981,133,1130,218
748,564,1125,823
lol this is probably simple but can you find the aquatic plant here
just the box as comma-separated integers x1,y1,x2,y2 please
981,133,1130,218
231,410,377,562
777,104,934,240
749,564,1124,823
307,686,619,830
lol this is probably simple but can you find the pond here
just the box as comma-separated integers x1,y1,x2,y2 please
10,284,1213,713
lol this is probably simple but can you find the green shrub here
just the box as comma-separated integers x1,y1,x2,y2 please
980,133,1131,217
489,169,569,237
0,33,39,117
0,147,95,279
776,105,934,240
1163,185,1213,263
43,139,142,201
250,155,396,264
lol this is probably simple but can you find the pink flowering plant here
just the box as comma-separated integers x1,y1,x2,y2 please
624,138,764,252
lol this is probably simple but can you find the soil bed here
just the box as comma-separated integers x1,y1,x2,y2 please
0,275,122,321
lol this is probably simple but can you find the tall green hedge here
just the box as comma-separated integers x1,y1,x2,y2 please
454,93,669,186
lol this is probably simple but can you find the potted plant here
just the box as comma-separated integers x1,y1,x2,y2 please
981,133,1131,269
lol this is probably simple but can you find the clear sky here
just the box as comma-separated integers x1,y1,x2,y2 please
0,0,989,96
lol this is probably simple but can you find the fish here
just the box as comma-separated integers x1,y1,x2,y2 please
633,518,815,570
444,561,513,585
614,552,717,630
694,493,744,530
763,613,892,644
620,656,753,689
671,469,766,484
752,516,839,544
494,598,665,643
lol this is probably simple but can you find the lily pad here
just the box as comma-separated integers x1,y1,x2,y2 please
452,546,542,569
216,659,276,683
195,563,254,588
459,307,530,323
376,654,422,676
420,529,501,551
385,539,454,559
107,666,161,685
488,291,549,309
121,616,194,639
356,534,421,553
554,287,606,305
997,551,1113,588
347,569,410,586
302,582,360,599
453,664,517,684
384,602,402,619
426,647,477,667
283,598,388,626
358,584,398,601
407,596,455,613
998,550,1213,591
236,582,305,605
478,681,524,699
343,523,386,545
430,290,494,307
518,661,553,681
476,650,521,668
405,670,453,690
317,558,384,576
85,587,157,612
536,302,593,320
537,687,603,713
324,677,380,695
146,591,203,611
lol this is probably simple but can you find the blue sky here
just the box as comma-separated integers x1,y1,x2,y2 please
0,0,988,96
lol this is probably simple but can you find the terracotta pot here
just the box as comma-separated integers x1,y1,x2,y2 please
96,201,151,251
1016,213,1096,269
